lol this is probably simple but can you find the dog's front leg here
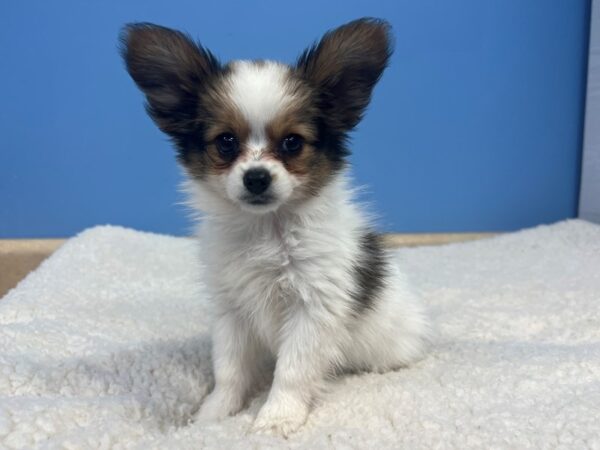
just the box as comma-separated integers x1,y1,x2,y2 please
252,306,343,436
197,312,260,421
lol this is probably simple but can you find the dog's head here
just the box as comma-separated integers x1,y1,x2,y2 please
121,19,392,214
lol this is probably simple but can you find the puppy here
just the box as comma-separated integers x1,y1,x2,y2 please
121,18,430,436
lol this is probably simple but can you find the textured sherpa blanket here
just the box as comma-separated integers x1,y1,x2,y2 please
1,220,599,449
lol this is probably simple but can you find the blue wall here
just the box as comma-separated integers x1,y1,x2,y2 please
0,0,590,237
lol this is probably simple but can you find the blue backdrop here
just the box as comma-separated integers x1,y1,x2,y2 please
0,0,591,237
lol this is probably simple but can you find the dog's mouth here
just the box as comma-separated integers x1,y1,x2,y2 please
242,194,275,206
238,194,281,213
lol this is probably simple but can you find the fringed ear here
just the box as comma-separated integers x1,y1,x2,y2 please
120,23,221,146
296,18,393,133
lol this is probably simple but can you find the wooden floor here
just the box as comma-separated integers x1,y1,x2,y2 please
0,233,495,299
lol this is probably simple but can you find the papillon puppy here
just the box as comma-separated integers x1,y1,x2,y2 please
121,18,430,436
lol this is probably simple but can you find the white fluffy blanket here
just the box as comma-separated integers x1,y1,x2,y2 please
1,220,599,449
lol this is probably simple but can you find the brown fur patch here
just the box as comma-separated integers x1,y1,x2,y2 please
288,144,340,197
200,80,250,143
184,77,253,177
264,89,339,196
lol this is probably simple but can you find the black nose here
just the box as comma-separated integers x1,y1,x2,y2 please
243,168,271,195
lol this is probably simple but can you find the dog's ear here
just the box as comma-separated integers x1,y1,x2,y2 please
120,23,220,143
296,18,393,133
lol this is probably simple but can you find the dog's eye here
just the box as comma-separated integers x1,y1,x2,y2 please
280,134,304,155
215,133,239,158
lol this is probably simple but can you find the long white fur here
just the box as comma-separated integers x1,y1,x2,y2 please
188,62,430,436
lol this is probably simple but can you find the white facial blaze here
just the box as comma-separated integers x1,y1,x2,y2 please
227,60,294,140
247,135,266,161
223,61,300,211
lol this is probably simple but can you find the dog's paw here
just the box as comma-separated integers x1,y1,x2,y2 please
196,389,243,422
251,401,308,437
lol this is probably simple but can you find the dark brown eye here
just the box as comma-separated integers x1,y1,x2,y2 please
215,133,239,158
280,134,304,155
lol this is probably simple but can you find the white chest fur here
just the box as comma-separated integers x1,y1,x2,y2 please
198,186,364,350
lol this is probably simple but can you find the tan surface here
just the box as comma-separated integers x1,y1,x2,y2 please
0,233,495,299
0,239,65,298
382,232,495,248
